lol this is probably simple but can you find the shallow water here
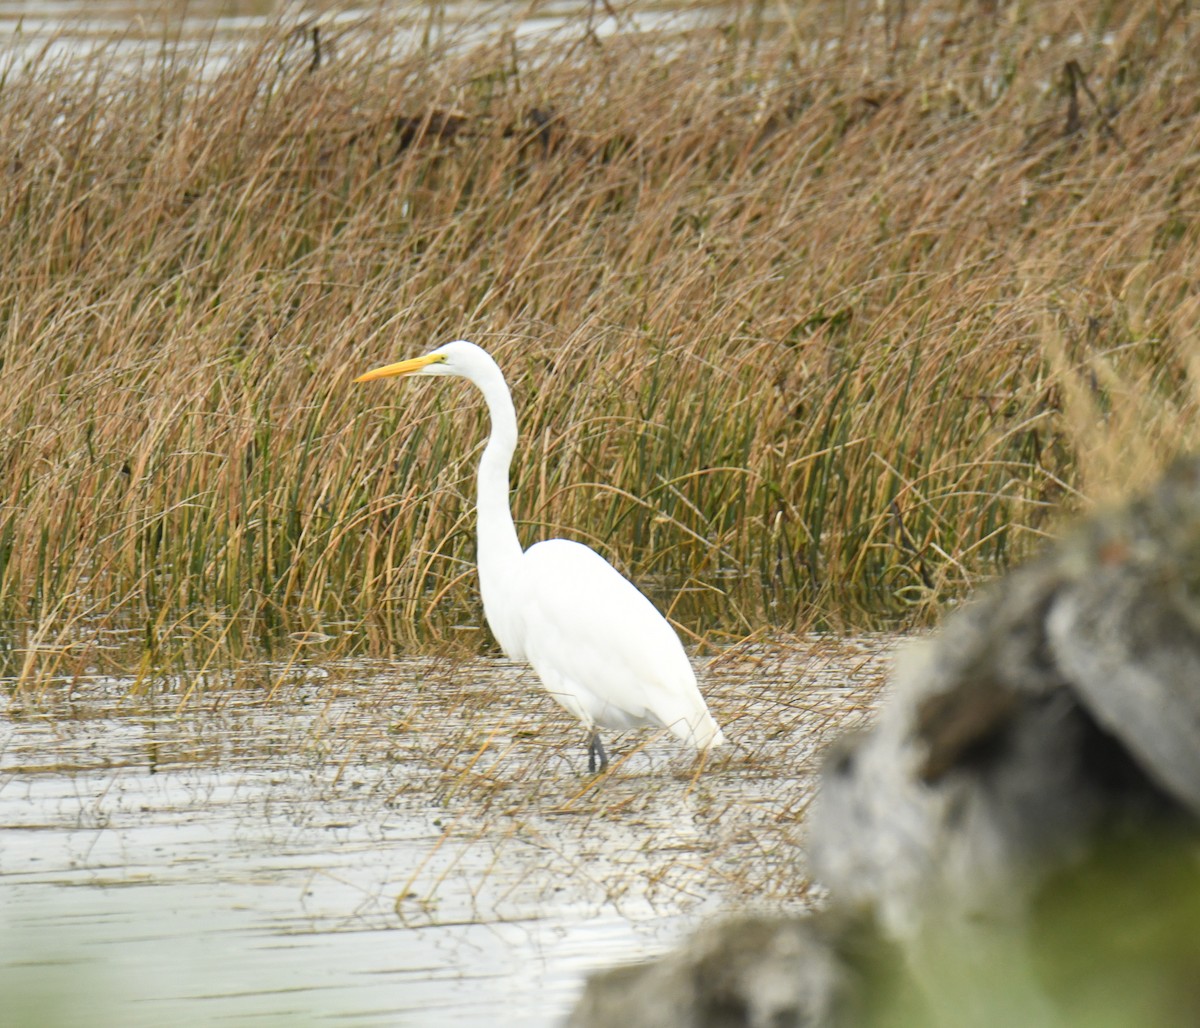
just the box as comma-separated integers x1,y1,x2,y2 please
0,638,891,1025
0,1,711,70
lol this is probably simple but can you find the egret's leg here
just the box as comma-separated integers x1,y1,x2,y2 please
588,732,609,773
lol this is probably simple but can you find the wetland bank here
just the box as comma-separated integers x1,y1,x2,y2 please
3,0,1200,1023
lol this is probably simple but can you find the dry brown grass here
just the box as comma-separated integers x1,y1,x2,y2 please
1,1,1198,685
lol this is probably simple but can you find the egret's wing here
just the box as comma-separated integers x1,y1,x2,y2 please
518,539,717,742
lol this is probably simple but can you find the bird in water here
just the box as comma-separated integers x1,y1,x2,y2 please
356,340,726,772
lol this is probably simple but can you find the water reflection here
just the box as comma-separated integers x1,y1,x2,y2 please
0,643,888,1025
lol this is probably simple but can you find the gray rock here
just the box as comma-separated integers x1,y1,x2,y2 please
570,458,1200,1027
1046,458,1200,815
567,915,852,1028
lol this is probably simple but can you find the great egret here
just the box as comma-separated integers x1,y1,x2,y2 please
356,340,726,772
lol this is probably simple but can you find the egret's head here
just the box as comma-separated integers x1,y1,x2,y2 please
354,339,490,384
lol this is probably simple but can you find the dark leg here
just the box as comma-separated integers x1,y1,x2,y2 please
588,732,609,773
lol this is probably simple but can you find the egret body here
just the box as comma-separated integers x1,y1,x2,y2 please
356,340,726,771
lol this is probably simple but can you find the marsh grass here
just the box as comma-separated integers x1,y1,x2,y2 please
1,1,1198,686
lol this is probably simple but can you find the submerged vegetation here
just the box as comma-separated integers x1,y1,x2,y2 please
0,1,1198,684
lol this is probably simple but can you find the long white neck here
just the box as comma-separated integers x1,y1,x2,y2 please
471,359,525,589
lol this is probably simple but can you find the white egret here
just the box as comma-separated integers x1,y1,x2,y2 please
356,340,726,772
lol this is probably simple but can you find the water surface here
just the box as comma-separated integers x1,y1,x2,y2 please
0,1,713,68
1,639,890,1025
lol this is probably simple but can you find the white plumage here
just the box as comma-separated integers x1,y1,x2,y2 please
356,340,725,771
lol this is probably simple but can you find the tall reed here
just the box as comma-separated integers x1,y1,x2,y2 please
0,1,1197,683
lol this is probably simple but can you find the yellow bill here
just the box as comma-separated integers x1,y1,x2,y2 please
354,352,445,383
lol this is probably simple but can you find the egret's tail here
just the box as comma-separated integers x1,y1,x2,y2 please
677,712,726,751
